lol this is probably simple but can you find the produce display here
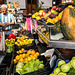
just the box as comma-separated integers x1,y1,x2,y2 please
13,49,39,63
5,38,15,53
13,48,45,75
16,59,44,75
15,36,34,46
61,6,75,40
39,32,49,45
50,56,75,75
32,6,63,24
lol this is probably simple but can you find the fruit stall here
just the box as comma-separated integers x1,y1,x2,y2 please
32,3,75,49
1,2,75,75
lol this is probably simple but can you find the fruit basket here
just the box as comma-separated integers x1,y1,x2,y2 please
10,55,51,75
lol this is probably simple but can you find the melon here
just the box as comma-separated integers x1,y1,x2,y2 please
61,7,75,40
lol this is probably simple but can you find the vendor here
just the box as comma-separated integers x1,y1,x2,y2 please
0,4,15,35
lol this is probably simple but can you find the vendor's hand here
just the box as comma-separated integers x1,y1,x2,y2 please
4,23,10,29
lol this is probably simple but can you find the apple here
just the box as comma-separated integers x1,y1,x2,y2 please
56,7,62,12
48,10,51,15
39,12,43,17
39,10,43,13
44,14,48,19
54,12,59,16
49,13,56,19
51,10,56,14
71,1,74,3
42,11,46,16
52,6,57,10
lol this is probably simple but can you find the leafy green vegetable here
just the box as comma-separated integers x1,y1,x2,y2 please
58,60,66,67
72,56,75,60
69,68,75,73
16,59,44,75
49,73,56,75
67,72,75,75
58,72,67,75
70,59,75,69
61,63,71,73
16,61,25,74
39,64,44,69
54,68,60,74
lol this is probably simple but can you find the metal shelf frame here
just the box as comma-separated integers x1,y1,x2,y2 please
32,19,75,49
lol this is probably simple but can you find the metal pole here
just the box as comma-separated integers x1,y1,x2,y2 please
2,31,5,51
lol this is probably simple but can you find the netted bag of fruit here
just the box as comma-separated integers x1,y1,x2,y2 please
53,21,61,32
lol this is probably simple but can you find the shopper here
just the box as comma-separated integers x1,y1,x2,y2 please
0,4,15,35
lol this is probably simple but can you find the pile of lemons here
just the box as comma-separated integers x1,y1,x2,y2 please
15,36,34,46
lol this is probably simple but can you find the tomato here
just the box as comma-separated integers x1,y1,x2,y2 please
8,34,15,39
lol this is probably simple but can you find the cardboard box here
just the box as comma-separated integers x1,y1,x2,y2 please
13,2,19,8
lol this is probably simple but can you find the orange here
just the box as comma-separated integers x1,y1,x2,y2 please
30,55,33,58
24,60,28,63
32,56,36,60
31,50,35,55
36,52,40,56
34,54,37,59
21,48,24,52
25,54,29,57
27,50,31,55
24,58,28,61
16,51,19,54
13,59,17,63
19,54,23,58
27,57,31,61
17,44,20,46
15,55,20,60
19,50,22,53
22,53,26,58
19,58,24,62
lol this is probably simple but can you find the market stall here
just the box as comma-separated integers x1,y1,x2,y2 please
0,1,75,75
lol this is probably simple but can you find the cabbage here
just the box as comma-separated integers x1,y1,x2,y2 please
16,61,25,74
54,68,60,74
72,56,75,60
70,59,75,69
39,64,44,69
58,60,66,67
61,63,71,72
49,73,56,75
16,59,44,74
58,72,67,75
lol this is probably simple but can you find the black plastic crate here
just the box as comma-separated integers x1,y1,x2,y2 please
49,49,75,73
10,55,51,75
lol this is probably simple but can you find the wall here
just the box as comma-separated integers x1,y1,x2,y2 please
38,0,52,8
7,0,26,9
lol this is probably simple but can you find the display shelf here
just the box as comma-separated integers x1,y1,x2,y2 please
32,19,75,49
8,8,20,11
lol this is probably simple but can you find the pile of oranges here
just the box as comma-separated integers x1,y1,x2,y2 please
13,49,40,64
16,48,25,54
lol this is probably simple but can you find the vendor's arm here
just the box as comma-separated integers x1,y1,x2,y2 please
0,23,4,26
0,14,5,26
